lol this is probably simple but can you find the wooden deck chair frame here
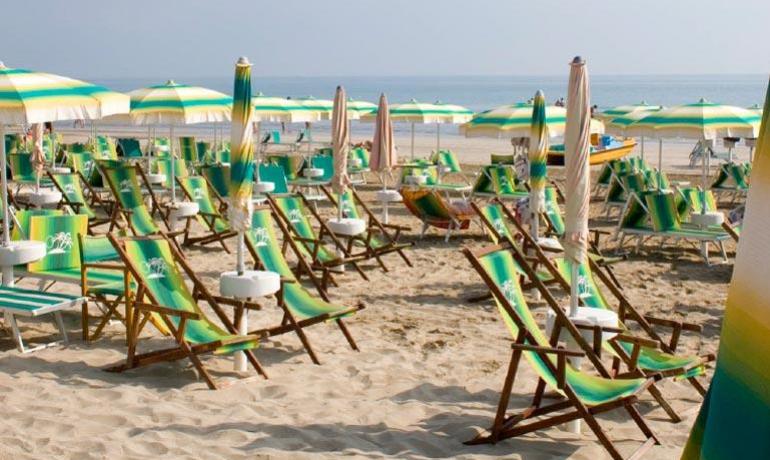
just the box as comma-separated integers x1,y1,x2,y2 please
105,233,268,389
48,170,114,233
266,192,371,284
400,187,474,242
320,186,413,271
176,176,237,252
463,242,659,459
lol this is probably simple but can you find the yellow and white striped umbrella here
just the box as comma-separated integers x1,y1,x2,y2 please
252,92,315,123
460,102,603,139
295,96,333,121
126,80,232,125
346,98,377,120
596,101,661,121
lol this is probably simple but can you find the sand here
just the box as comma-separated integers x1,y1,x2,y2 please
0,142,733,459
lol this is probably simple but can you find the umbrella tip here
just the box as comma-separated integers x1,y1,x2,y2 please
571,56,585,65
237,56,251,65
535,90,545,98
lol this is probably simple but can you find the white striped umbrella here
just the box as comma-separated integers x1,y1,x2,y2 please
596,101,661,121
252,92,314,123
433,101,473,152
294,96,332,154
459,102,603,139
346,98,377,120
606,107,663,161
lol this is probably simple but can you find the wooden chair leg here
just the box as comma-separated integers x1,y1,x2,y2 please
335,319,359,351
244,349,269,379
490,348,523,443
647,383,681,423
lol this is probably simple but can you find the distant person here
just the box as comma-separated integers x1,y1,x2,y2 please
591,104,598,117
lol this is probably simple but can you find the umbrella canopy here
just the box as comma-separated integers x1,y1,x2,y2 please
459,102,603,139
605,108,663,136
596,101,661,121
370,93,396,175
628,98,760,140
0,62,129,124
748,103,763,114
331,87,351,205
528,91,549,239
346,98,377,120
295,96,333,121
228,58,255,236
252,92,314,123
564,57,591,316
433,101,473,124
126,80,232,125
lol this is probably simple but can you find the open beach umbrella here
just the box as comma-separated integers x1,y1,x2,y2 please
528,91,549,240
596,101,661,121
433,101,473,153
295,96,333,153
125,80,232,201
346,98,377,120
252,92,313,123
229,57,255,276
748,103,763,113
331,86,350,220
362,99,447,160
606,107,663,161
564,57,591,317
0,62,129,247
370,93,396,186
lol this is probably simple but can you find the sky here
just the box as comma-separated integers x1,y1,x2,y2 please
1,0,768,80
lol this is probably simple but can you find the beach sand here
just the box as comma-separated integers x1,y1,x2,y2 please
0,161,731,459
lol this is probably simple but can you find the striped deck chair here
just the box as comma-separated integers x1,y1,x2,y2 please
290,155,333,202
154,157,189,190
245,207,364,364
471,165,528,200
196,141,213,164
106,234,267,389
4,133,23,154
201,163,230,203
67,152,102,188
711,162,750,202
48,171,112,232
401,163,472,195
321,186,413,270
268,193,369,284
430,149,470,184
177,176,236,251
178,137,199,165
463,242,658,458
117,138,144,159
257,163,290,195
268,154,304,181
674,187,733,239
8,153,52,188
347,146,370,184
94,136,119,160
400,188,474,242
604,170,651,218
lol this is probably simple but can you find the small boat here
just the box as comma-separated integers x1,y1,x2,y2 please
547,135,636,166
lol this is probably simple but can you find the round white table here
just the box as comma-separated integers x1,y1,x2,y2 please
20,189,62,208
167,201,199,233
545,306,619,433
404,175,427,186
254,181,275,194
376,189,402,224
326,218,366,273
147,173,165,185
303,168,323,178
690,211,724,227
220,270,280,371
51,166,71,174
0,240,46,287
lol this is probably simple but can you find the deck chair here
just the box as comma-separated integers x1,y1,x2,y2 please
471,165,528,200
177,176,236,251
604,170,648,217
463,242,658,458
7,153,53,188
245,207,364,364
178,137,199,165
268,193,370,283
117,138,144,159
257,163,290,195
268,155,304,182
490,153,515,165
106,233,267,389
321,186,413,270
401,163,472,195
430,149,470,184
290,155,333,202
154,157,189,190
711,162,749,196
200,163,230,203
400,188,474,242
196,141,213,164
48,171,112,232
347,146,371,184
67,152,103,189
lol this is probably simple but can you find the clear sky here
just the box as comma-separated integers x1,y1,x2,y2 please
1,0,768,79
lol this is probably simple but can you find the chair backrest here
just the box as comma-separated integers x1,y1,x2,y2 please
490,153,515,165
27,214,88,273
117,138,143,158
348,147,370,169
310,154,334,182
4,134,23,154
271,195,318,241
248,208,295,279
728,163,750,189
178,176,219,216
216,149,231,164
645,191,681,232
178,137,198,164
335,189,362,220
201,163,230,198
50,173,95,218
476,202,516,243
554,258,612,311
479,165,520,195
676,187,717,220
271,130,281,144
401,164,439,186
196,141,212,163
401,188,452,221
543,186,565,236
155,158,189,187
79,234,121,264
431,150,462,173
101,164,159,235
267,155,304,181
258,164,289,194
619,192,652,230
7,153,35,181
13,209,64,240
94,136,119,160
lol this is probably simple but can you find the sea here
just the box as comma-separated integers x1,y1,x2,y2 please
91,74,767,139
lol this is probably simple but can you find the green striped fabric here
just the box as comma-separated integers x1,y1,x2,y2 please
346,98,377,120
676,187,717,221
13,209,63,240
295,96,334,120
711,163,750,191
646,191,729,239
348,147,371,172
154,158,188,188
201,164,230,198
477,203,516,244
473,165,527,198
430,150,461,173
248,209,354,319
362,99,460,124
272,196,338,263
95,136,118,160
178,137,198,164
0,64,129,124
127,81,232,125
28,214,88,272
628,99,760,139
196,141,212,163
335,190,387,250
477,248,648,405
268,155,304,181
544,187,565,236
0,286,81,316
460,102,568,138
620,193,654,231
228,60,255,231
598,101,662,121
50,173,96,218
554,258,704,375
8,153,52,185
102,164,159,235
80,234,120,264
257,164,288,194
178,176,230,233
124,238,257,354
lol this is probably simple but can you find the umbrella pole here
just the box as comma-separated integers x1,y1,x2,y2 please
170,125,176,203
255,121,261,184
569,260,579,316
0,124,9,247
236,232,245,276
411,123,415,160
640,136,645,161
436,123,440,153
658,139,663,186
701,140,708,215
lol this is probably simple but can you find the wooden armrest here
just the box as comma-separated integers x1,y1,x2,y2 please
510,342,584,357
573,323,625,334
83,262,125,271
383,223,410,231
211,295,262,310
292,235,321,244
610,334,659,349
644,315,702,333
280,276,297,284
133,302,200,320
589,229,611,235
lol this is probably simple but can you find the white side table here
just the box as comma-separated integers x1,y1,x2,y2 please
20,189,62,208
404,175,427,186
51,166,71,174
254,181,275,194
376,189,402,224
690,211,724,227
147,173,165,185
545,306,619,434
0,240,46,286
167,201,199,233
326,218,366,273
220,270,280,371
303,168,323,178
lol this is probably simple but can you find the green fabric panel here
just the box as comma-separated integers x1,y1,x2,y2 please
619,194,652,230
13,209,63,240
273,196,337,263
646,192,681,232
257,164,288,194
348,147,370,170
179,176,230,233
479,203,514,243
196,141,212,163
51,173,95,218
117,138,143,158
154,158,188,188
201,164,230,198
8,153,49,183
267,155,303,181
544,187,565,236
104,164,145,208
337,190,362,220
403,189,452,220
129,206,159,236
80,235,120,263
490,154,514,165
178,137,198,163
124,238,257,354
310,154,334,182
431,150,461,173
28,214,87,272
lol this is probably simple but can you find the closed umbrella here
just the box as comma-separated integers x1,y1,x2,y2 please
30,123,46,192
362,99,447,159
331,86,350,220
528,91,549,240
370,93,396,183
564,56,591,317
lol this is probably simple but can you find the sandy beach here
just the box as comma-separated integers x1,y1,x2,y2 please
0,164,729,460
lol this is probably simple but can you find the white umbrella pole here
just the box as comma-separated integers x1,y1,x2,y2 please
255,121,261,184
170,125,176,202
0,125,9,246
436,123,441,153
236,233,245,275
701,140,708,215
640,136,645,161
570,261,580,316
411,123,415,160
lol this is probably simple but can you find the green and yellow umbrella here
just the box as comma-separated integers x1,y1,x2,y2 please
252,92,313,123
228,57,255,237
295,96,333,120
346,98,377,120
606,107,663,161
596,101,661,121
459,102,603,139
528,91,549,239
748,103,763,114
434,101,474,124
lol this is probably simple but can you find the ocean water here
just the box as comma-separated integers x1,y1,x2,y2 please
92,74,767,138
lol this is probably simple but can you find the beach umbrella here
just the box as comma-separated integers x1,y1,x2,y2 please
331,86,350,220
252,92,313,123
748,103,763,113
228,57,255,277
346,98,377,120
628,99,761,194
596,101,661,121
125,80,232,202
459,102,603,139
294,96,332,154
564,57,591,317
30,123,46,191
433,101,473,153
606,107,663,161
362,99,448,159
528,91,549,240
370,93,396,184
0,62,129,247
